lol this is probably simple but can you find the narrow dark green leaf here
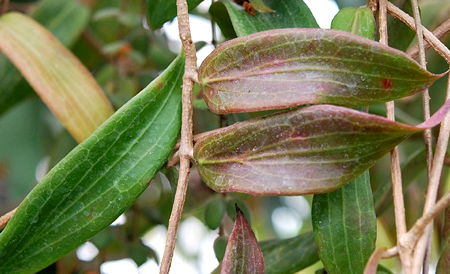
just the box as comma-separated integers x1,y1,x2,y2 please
199,28,440,114
221,209,264,273
0,56,184,273
387,1,415,51
0,0,90,115
194,105,422,195
312,172,377,274
260,232,319,274
209,1,237,39
223,0,318,37
331,7,375,40
146,0,204,29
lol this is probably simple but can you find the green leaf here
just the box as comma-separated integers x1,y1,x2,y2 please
312,172,377,274
331,7,375,40
199,28,439,114
0,12,114,142
0,56,184,273
387,1,415,51
221,208,264,273
146,0,204,30
194,104,423,195
209,1,237,39
214,236,228,261
223,0,318,37
204,197,226,229
260,232,319,274
0,0,90,115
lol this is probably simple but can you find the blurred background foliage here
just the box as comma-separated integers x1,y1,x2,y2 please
0,0,449,273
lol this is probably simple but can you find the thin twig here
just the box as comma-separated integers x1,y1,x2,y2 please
381,246,398,258
379,0,410,271
364,248,386,274
410,73,450,273
0,208,16,229
407,18,450,58
410,1,433,271
401,190,450,252
386,2,450,64
159,0,197,272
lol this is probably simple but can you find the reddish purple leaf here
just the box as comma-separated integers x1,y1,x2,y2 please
221,209,264,274
194,104,426,195
199,28,440,114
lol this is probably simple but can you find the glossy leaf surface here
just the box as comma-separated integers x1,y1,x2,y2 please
199,28,439,114
312,172,376,274
221,209,264,274
331,7,375,40
223,0,318,36
0,12,113,142
0,0,90,115
146,0,204,29
260,231,319,274
194,105,421,195
0,56,184,273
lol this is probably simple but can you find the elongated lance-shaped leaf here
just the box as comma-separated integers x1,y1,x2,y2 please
146,0,204,29
260,231,319,274
312,172,376,274
194,105,423,195
0,12,114,142
223,0,318,37
221,208,264,274
0,56,184,273
199,28,440,114
0,0,90,115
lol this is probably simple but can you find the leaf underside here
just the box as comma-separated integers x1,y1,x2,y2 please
199,28,439,114
0,56,184,273
221,209,265,274
194,104,420,195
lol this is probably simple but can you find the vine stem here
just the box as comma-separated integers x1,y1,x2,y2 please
378,0,410,271
159,0,197,272
386,2,450,64
410,73,450,273
407,18,450,59
410,1,432,272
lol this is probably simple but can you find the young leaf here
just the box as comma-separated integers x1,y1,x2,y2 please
260,232,319,274
204,197,226,229
249,0,275,13
194,105,422,195
146,0,204,30
312,172,377,274
199,28,440,114
331,7,375,40
0,12,114,142
221,208,264,274
0,56,184,273
0,0,90,115
223,0,318,37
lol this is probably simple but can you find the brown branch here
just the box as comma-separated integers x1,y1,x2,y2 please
0,208,16,229
386,2,450,64
411,71,450,273
401,190,450,252
364,248,386,274
0,0,9,14
159,0,197,273
382,246,398,258
379,0,411,271
407,18,450,58
409,1,433,271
